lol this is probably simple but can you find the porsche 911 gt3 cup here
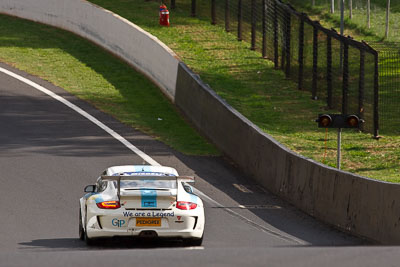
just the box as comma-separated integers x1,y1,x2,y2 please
79,165,205,246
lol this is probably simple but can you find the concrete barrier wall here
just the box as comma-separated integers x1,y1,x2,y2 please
2,0,400,244
0,0,179,100
175,62,400,244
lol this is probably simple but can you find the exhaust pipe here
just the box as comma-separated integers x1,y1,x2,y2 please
139,231,158,238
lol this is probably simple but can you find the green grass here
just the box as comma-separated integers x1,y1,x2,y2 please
0,14,218,155
285,0,400,42
86,0,400,182
283,0,400,135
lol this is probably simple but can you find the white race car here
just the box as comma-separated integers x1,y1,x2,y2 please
79,165,205,246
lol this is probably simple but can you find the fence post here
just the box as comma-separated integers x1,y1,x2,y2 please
298,19,304,90
211,0,216,25
238,0,242,40
358,49,365,130
191,0,196,17
225,0,230,32
327,35,333,108
285,10,291,77
312,25,318,100
251,0,256,50
262,0,267,57
273,0,279,68
342,42,349,114
171,0,176,9
281,9,286,71
373,51,380,138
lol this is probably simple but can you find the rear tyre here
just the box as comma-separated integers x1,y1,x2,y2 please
85,230,96,246
79,208,84,241
83,207,96,246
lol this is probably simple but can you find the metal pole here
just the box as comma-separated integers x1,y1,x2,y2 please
250,0,256,50
327,35,333,108
225,0,230,32
373,51,380,138
211,0,216,25
312,25,318,100
262,0,267,57
349,0,352,19
340,0,344,34
298,19,304,90
359,49,365,130
237,0,242,40
367,0,371,28
342,42,349,114
273,0,278,68
337,128,342,170
285,11,291,77
340,0,344,69
191,0,196,17
385,0,390,38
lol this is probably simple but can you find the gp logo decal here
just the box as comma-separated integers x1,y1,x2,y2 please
112,218,126,227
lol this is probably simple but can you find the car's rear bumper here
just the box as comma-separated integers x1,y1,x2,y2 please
85,208,205,239
86,227,204,239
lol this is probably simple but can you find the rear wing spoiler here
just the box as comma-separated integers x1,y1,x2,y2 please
177,176,195,184
101,175,195,200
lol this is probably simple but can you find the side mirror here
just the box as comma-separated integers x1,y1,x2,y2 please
84,185,96,193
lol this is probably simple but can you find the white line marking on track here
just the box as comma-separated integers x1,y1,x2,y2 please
181,246,204,250
0,66,160,167
1,66,306,246
233,183,253,193
194,189,307,245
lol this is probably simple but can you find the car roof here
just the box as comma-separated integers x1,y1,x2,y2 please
105,165,179,176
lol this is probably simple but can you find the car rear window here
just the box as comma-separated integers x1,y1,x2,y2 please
116,179,177,189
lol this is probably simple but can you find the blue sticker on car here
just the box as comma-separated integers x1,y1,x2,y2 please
189,192,198,204
141,189,157,208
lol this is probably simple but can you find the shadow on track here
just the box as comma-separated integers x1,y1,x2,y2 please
171,155,370,247
19,238,195,251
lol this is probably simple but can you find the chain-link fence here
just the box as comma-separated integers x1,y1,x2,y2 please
368,42,400,134
166,0,384,136
286,0,400,41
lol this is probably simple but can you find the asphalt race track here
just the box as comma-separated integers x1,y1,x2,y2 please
0,62,399,266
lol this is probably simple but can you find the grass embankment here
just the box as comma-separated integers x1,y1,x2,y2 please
285,1,400,134
88,0,399,182
286,0,400,43
0,15,218,155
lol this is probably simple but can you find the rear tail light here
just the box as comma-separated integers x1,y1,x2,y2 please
96,201,121,209
176,201,197,210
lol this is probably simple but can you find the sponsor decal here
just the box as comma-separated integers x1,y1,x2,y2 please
177,216,182,221
189,193,198,204
123,211,174,218
112,218,126,227
87,194,105,203
136,218,161,227
141,189,157,208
